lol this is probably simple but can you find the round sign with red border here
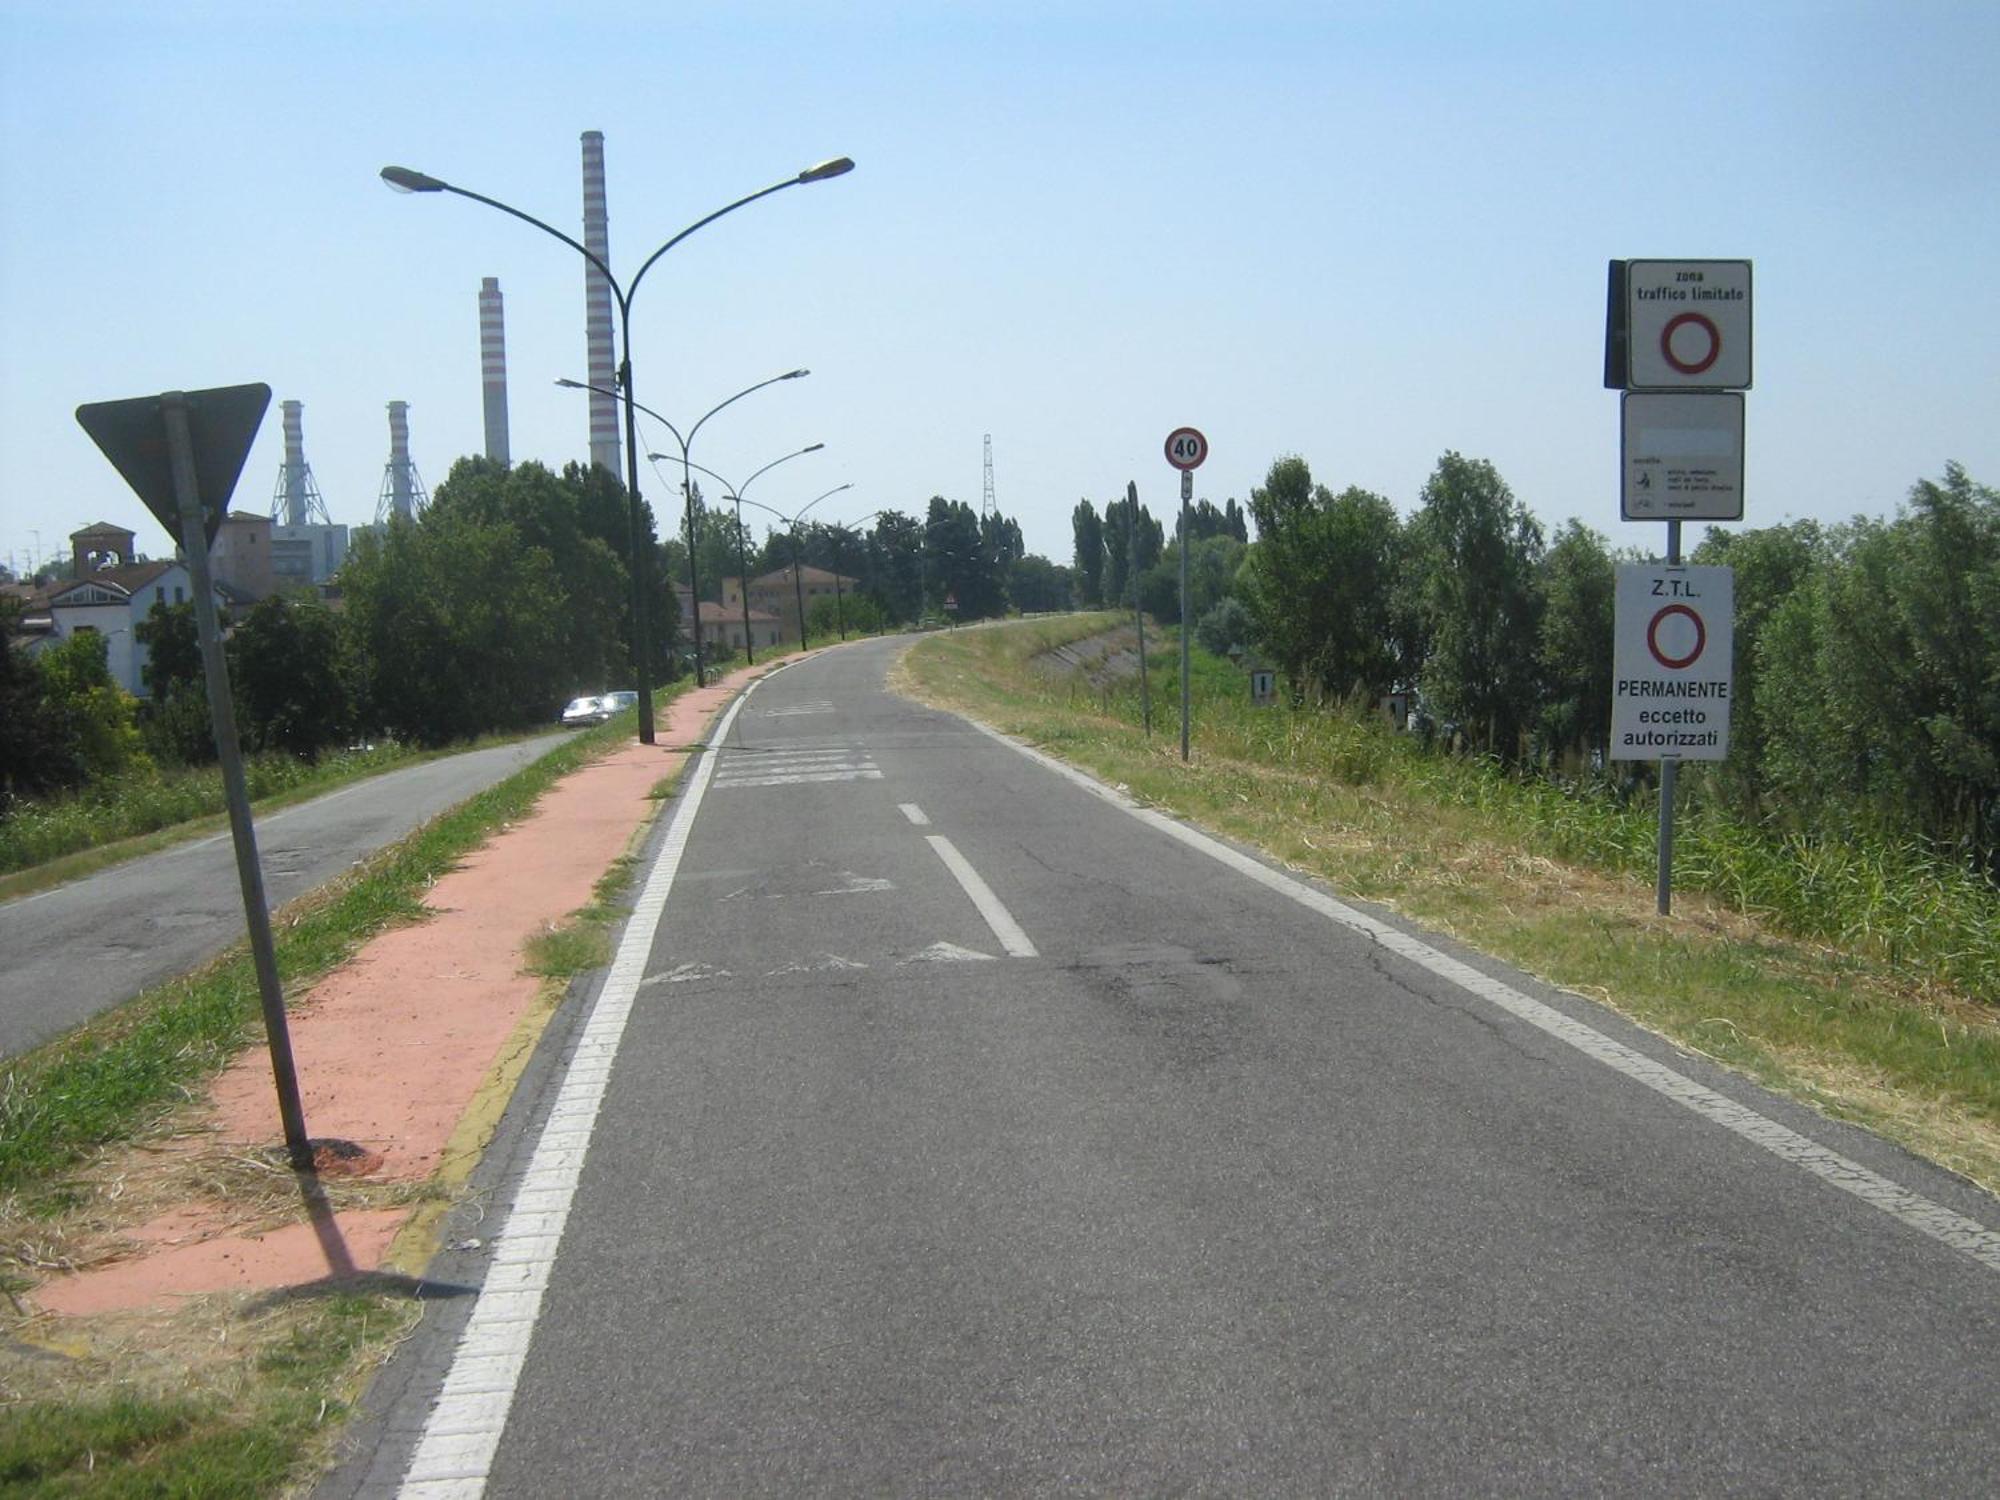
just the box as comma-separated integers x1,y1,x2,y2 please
1647,603,1706,670
1660,312,1722,376
1165,427,1208,471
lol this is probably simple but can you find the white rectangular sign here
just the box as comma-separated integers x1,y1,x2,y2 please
1626,259,1752,390
1622,392,1744,521
1612,564,1733,761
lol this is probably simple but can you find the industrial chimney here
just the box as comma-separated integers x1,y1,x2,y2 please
479,277,511,466
270,399,329,526
376,401,429,524
581,130,621,476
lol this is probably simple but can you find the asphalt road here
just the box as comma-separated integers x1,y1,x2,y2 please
0,733,567,1059
334,640,2000,1497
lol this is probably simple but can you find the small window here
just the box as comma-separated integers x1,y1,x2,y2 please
174,586,185,603
156,586,166,604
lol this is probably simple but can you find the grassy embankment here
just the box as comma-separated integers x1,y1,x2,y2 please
898,612,2000,1194
0,702,678,1497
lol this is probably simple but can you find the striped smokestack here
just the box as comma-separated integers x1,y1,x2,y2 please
385,401,419,522
280,400,308,525
479,277,511,466
581,130,621,476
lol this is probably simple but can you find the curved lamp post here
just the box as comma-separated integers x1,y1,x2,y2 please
563,369,808,685
740,483,854,649
380,154,854,740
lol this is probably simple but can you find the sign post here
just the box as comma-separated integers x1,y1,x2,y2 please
1164,428,1207,762
76,385,314,1169
1605,259,1751,913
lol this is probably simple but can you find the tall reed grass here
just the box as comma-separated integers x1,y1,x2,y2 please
0,745,412,874
1088,631,2000,1005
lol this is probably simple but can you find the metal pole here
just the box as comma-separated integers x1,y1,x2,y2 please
616,334,659,738
794,526,808,649
1657,518,1682,916
1128,480,1151,736
736,497,755,665
162,395,312,1169
1179,470,1192,761
684,471,706,687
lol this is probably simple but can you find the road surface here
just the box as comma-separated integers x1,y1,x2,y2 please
0,734,566,1059
331,640,2000,1496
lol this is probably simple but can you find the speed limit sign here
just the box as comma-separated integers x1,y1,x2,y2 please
1164,427,1207,470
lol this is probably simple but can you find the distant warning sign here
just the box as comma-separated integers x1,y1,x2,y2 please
1612,564,1734,760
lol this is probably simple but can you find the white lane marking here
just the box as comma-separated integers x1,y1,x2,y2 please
399,684,759,1497
898,803,930,826
713,767,882,789
960,717,2000,1278
924,836,1038,959
761,700,834,717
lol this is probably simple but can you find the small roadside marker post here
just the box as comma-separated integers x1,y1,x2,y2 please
1165,427,1208,762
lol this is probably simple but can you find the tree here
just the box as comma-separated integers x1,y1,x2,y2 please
340,511,572,746
428,458,631,694
1242,457,1403,702
0,600,69,805
1534,520,1616,767
34,631,148,785
1405,452,1544,758
227,595,349,759
1072,500,1104,606
924,497,1005,619
1008,554,1073,613
134,600,214,764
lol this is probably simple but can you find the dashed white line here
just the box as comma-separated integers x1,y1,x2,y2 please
898,803,930,826
924,835,1038,959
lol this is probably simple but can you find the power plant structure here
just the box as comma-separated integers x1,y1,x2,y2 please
376,401,429,524
266,400,348,586
480,277,511,466
581,130,621,476
982,434,997,522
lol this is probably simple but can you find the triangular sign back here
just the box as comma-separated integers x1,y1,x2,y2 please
75,384,271,549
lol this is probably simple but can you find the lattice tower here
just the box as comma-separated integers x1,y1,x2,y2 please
982,433,996,522
376,401,429,523
270,400,332,526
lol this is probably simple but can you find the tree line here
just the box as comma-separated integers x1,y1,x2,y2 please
1083,452,1997,879
2,458,1078,807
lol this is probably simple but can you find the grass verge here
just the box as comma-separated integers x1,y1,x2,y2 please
0,698,684,1497
897,614,2000,1196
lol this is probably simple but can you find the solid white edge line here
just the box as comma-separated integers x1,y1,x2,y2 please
924,835,1039,958
958,716,2000,1278
398,683,761,1498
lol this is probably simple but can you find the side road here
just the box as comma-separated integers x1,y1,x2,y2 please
21,655,792,1320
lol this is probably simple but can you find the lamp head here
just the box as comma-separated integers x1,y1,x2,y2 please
784,369,810,380
804,443,827,454
798,156,856,183
555,378,585,390
380,165,448,193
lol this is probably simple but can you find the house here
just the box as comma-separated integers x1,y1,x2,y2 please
672,584,785,657
15,523,242,698
724,565,860,643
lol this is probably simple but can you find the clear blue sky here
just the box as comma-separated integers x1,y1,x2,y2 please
4,1,1995,577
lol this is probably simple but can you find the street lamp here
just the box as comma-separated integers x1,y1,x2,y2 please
564,369,807,686
380,153,854,740
647,442,825,665
784,483,853,649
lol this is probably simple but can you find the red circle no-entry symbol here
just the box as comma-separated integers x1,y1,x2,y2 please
1647,604,1706,670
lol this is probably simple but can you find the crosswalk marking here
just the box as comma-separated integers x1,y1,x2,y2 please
713,742,879,790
